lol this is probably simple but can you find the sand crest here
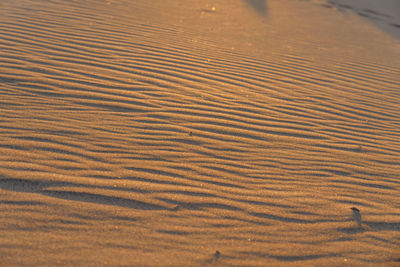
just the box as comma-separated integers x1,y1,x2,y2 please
0,0,399,266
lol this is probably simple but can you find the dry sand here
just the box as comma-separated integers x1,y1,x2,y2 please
325,0,400,39
0,0,399,266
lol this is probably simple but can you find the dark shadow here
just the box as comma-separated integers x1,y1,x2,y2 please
156,197,243,212
243,0,268,16
238,251,341,262
338,226,366,234
365,221,400,231
338,221,400,234
0,178,162,210
319,1,400,40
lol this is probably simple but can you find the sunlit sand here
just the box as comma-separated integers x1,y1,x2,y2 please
0,0,399,266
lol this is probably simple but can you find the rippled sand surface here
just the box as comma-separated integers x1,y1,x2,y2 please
1,0,399,266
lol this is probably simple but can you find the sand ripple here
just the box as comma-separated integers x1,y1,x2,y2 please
0,0,399,266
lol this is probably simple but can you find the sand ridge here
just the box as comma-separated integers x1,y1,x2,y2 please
0,0,399,266
322,0,400,39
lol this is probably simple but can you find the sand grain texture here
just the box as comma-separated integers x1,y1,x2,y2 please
0,0,399,266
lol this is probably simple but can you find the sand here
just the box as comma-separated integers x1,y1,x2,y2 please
325,0,400,39
0,0,399,266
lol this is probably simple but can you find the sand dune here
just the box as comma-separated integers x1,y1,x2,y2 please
323,0,400,39
0,0,399,266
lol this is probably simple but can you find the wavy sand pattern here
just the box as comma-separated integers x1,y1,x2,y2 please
0,0,399,266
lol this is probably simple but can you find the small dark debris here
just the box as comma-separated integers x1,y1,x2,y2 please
354,145,363,152
171,205,180,211
350,207,359,212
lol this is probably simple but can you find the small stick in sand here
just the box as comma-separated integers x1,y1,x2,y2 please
214,250,220,260
351,207,362,227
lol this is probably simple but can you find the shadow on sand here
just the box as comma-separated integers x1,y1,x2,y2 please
243,0,268,16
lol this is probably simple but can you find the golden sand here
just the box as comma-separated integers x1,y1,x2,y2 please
0,0,399,266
